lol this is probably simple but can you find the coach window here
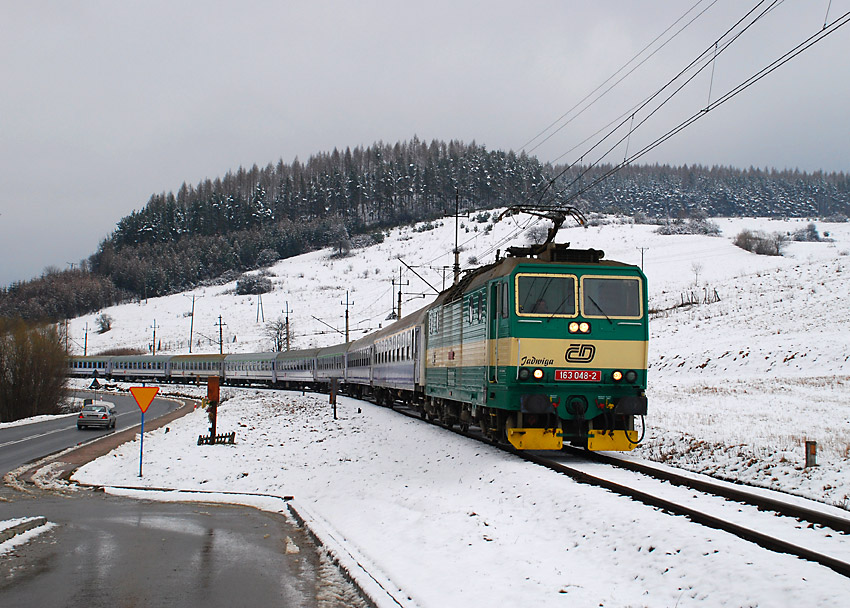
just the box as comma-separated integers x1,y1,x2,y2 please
581,276,642,319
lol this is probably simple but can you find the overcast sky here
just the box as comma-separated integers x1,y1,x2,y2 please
2,0,848,287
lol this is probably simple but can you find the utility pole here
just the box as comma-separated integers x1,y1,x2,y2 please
283,301,293,351
392,268,409,320
257,293,264,323
84,322,88,356
340,291,354,342
636,246,649,271
215,316,227,355
453,190,461,285
151,320,157,354
184,293,203,353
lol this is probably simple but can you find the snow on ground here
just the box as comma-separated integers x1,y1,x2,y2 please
73,390,850,606
61,214,850,604
66,214,850,503
0,411,78,430
0,518,56,556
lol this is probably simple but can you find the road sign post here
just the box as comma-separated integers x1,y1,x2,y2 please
197,377,235,445
130,387,159,477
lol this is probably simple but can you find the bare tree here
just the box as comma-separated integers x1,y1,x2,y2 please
0,319,67,422
691,261,703,286
265,317,295,352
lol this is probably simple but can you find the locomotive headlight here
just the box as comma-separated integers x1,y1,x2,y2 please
533,368,545,380
612,370,623,382
579,322,590,333
518,367,531,381
625,370,638,383
569,322,580,334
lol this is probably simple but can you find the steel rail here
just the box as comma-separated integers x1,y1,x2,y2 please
385,401,850,578
515,449,850,579
564,445,850,535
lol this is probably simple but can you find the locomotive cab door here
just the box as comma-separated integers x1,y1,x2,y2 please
488,280,510,383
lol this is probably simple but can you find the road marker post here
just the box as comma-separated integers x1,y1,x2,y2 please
130,387,159,477
197,377,235,445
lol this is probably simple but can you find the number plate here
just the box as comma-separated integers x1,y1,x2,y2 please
555,369,601,382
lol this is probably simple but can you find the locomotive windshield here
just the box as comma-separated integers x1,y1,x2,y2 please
581,277,642,319
516,274,577,316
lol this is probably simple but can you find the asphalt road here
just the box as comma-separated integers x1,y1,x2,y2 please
0,390,366,607
0,391,178,477
0,490,335,607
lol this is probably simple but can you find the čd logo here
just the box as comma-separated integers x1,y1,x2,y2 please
565,344,596,363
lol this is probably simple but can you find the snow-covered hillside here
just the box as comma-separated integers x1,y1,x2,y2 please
68,213,850,505
66,213,850,606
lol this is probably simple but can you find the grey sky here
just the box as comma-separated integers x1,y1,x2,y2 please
2,1,848,287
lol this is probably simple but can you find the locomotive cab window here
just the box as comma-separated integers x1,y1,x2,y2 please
581,276,643,319
515,274,577,317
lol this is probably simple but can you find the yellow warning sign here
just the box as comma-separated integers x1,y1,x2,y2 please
130,387,159,413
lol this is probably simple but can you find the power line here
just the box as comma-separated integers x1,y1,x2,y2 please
561,7,850,208
521,0,720,155
543,0,785,207
472,2,839,269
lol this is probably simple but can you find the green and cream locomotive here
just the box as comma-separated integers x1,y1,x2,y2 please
423,242,648,450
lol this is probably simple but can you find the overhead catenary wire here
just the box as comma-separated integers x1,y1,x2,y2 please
560,7,850,208
464,2,844,278
539,0,786,208
521,0,720,155
346,1,846,316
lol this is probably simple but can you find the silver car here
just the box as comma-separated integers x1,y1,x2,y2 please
76,403,117,430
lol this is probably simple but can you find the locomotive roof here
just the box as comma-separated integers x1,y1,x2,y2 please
348,243,640,347
431,247,639,307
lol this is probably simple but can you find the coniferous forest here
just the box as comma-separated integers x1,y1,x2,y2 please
1,137,848,321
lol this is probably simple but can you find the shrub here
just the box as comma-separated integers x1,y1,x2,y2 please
655,218,721,236
791,223,821,242
96,313,113,333
236,274,273,295
733,229,787,256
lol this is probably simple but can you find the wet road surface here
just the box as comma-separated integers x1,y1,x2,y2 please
0,390,368,607
0,488,338,607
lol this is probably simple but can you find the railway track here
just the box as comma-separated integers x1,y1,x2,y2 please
385,399,850,578
85,382,850,578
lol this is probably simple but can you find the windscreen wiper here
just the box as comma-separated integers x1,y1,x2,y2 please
587,295,613,325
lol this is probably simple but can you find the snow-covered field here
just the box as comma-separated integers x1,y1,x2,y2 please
63,212,850,605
